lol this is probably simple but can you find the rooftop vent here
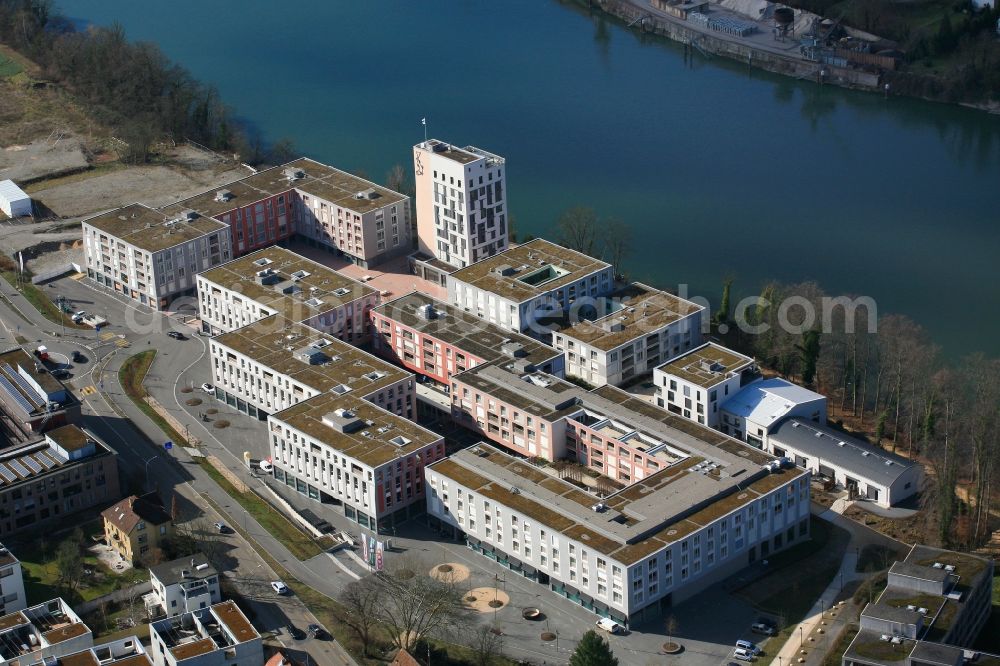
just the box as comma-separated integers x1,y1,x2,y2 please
500,340,526,359
918,607,928,615
591,503,607,513
388,435,411,447
492,264,517,277
330,384,352,396
304,297,324,308
699,359,723,373
354,188,380,201
363,371,386,381
284,167,305,181
416,303,437,320
333,287,351,297
432,142,449,153
214,189,233,203
253,258,273,267
509,486,521,495
291,270,310,281
944,564,956,572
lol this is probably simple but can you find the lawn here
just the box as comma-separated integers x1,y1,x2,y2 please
0,52,22,78
822,624,859,666
11,517,146,606
119,350,187,447
194,457,325,561
0,271,89,330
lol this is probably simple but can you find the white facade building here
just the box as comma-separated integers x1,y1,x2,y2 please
768,419,922,507
0,545,26,616
654,343,759,427
0,180,30,218
147,554,222,619
0,598,92,666
427,442,810,626
196,247,378,341
552,283,705,387
447,238,614,334
209,318,414,421
148,601,260,666
269,393,445,531
413,140,507,268
82,204,233,311
720,378,827,448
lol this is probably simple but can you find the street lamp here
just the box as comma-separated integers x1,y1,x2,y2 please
799,626,804,648
143,455,158,489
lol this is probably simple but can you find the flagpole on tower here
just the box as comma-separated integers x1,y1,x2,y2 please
422,117,427,145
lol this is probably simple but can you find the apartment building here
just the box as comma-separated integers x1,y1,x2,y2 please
0,425,119,538
101,492,173,564
0,347,80,436
147,554,221,619
0,545,25,616
196,247,377,341
448,239,614,334
370,292,565,388
413,140,507,268
82,204,233,311
209,318,414,421
843,546,994,666
148,601,260,666
653,343,759,427
719,378,827,447
52,636,153,666
427,440,809,626
0,598,92,666
769,419,921,507
165,158,411,268
269,392,445,531
551,283,705,387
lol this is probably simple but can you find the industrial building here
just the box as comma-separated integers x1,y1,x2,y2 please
412,139,508,270
768,419,921,507
148,601,260,666
551,283,704,387
843,546,994,666
447,238,614,334
196,246,377,342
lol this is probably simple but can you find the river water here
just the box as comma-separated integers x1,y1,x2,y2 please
60,0,1000,357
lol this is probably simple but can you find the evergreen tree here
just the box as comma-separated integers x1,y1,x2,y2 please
874,410,888,446
797,329,822,387
715,278,733,326
570,630,619,666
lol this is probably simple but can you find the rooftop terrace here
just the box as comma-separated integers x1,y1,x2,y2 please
449,239,611,304
199,247,375,321
153,601,257,662
83,204,228,253
556,283,704,351
418,140,504,167
212,317,409,397
272,392,441,468
655,342,756,388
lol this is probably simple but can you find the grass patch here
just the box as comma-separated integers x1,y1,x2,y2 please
0,52,23,78
194,457,324,561
856,544,901,573
24,160,125,193
822,624,859,666
118,350,187,446
0,271,89,330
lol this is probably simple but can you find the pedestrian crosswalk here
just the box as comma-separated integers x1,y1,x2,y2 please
99,331,115,341
80,385,97,396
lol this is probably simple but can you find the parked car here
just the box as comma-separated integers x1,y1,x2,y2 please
167,331,186,340
259,460,274,473
71,350,85,363
213,522,229,534
286,624,305,640
733,648,755,662
271,581,290,595
595,617,624,635
200,383,214,393
51,369,70,379
751,622,776,636
307,624,326,639
735,640,761,656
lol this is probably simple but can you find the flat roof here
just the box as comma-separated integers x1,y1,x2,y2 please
769,419,918,485
45,424,91,452
417,140,504,167
83,204,228,253
170,637,216,660
655,342,756,389
164,157,407,219
555,283,704,351
0,543,17,567
432,442,802,565
272,392,441,468
844,629,913,665
198,247,375,320
0,435,109,490
373,292,562,368
449,238,611,304
904,545,991,591
212,317,409,397
0,346,66,404
149,553,216,587
721,378,825,427
212,601,258,644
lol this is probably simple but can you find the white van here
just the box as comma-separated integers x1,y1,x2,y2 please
733,647,755,662
735,640,760,655
595,617,624,634
259,460,274,473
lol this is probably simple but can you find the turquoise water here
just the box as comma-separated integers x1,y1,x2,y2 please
59,0,1000,357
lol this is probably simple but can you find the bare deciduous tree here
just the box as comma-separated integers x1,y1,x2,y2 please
372,560,465,651
555,206,599,257
469,624,503,666
340,579,382,656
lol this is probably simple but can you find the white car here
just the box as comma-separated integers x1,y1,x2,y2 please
595,617,624,634
271,581,290,595
733,648,755,662
735,640,761,656
259,460,274,473
200,383,214,393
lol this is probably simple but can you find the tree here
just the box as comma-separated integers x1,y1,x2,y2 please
570,630,619,666
874,410,888,446
371,562,465,651
386,164,408,194
340,579,382,656
555,206,599,256
602,218,631,281
798,329,822,387
715,278,733,326
55,537,83,595
469,624,503,666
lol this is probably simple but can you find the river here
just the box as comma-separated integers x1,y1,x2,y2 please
59,0,1000,358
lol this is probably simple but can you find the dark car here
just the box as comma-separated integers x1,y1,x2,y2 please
286,624,305,640
71,350,85,363
51,369,70,380
307,623,327,639
167,331,186,340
